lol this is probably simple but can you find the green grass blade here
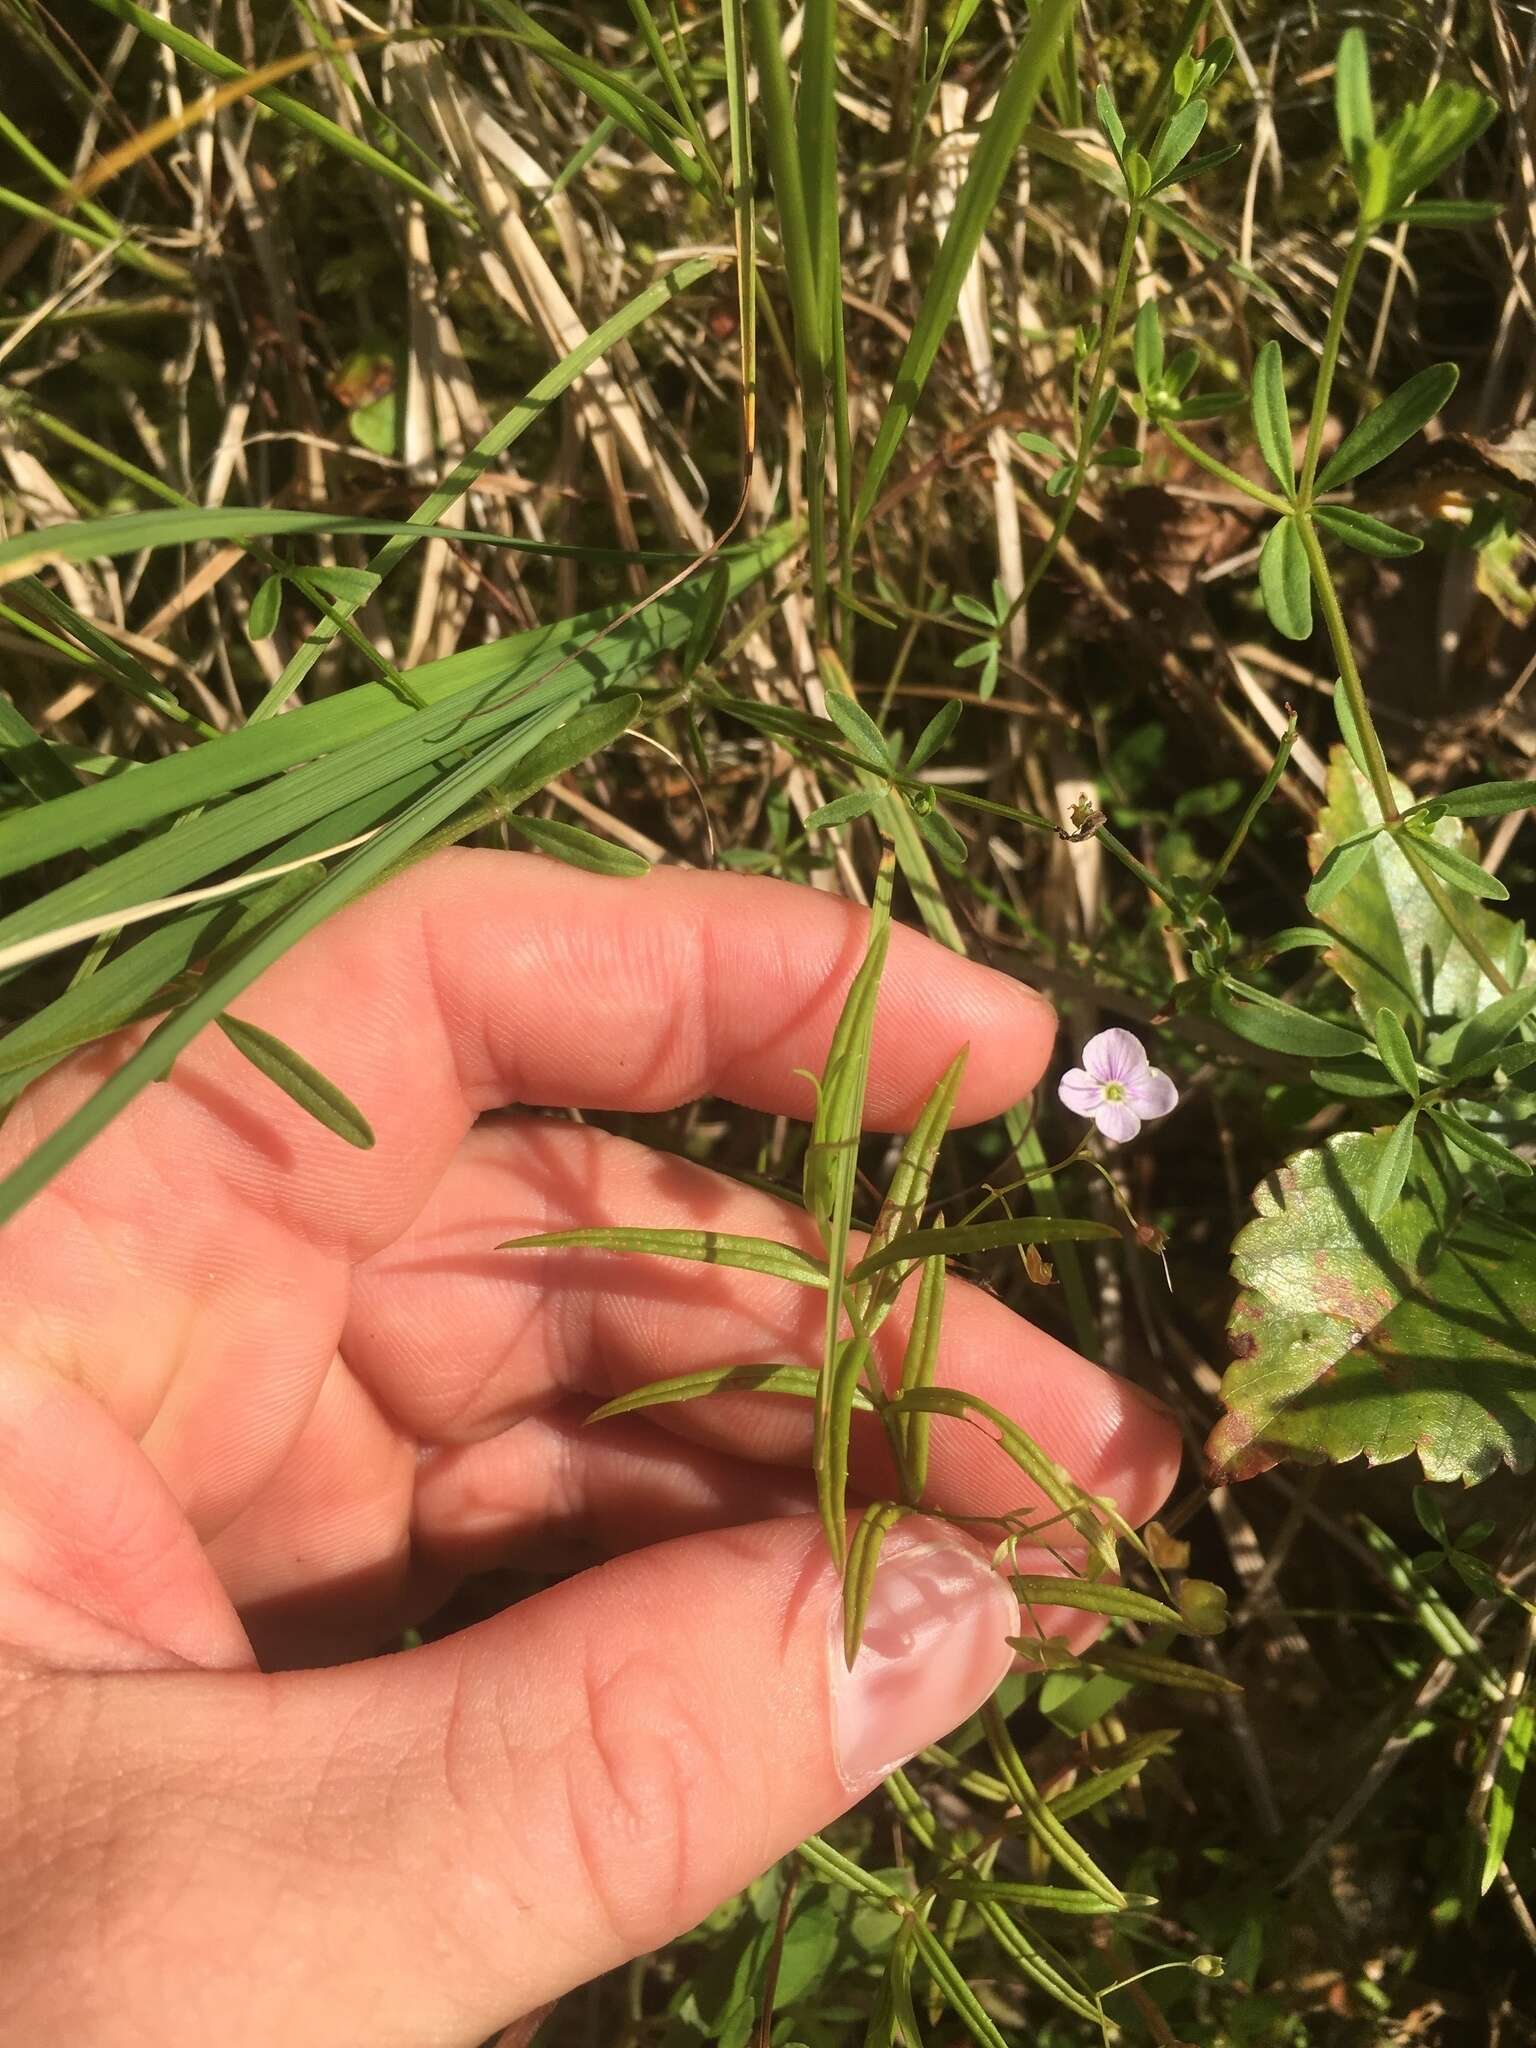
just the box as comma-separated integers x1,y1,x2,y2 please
853,0,1074,535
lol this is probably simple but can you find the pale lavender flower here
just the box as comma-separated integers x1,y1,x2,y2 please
1058,1028,1178,1144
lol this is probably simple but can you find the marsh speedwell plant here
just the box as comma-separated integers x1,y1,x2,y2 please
3,0,1535,2039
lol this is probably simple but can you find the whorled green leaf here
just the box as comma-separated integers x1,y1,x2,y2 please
498,1226,828,1287
1149,97,1207,188
916,804,969,871
1095,81,1126,164
1313,506,1422,558
1451,984,1536,1075
1385,198,1503,227
823,688,893,769
1250,341,1294,494
857,1053,967,1320
1258,516,1312,640
1315,364,1459,494
1209,1129,1536,1484
1426,1104,1533,1177
982,1700,1126,1908
895,1247,946,1499
1011,1575,1187,1633
1065,1640,1242,1696
1429,780,1536,820
1372,1007,1422,1096
1406,827,1509,902
1381,81,1496,214
507,814,650,876
1309,748,1533,1027
804,788,884,832
937,1878,1122,1915
1133,299,1164,397
587,1363,865,1426
215,1014,375,1148
1306,831,1379,914
906,699,962,774
677,561,731,684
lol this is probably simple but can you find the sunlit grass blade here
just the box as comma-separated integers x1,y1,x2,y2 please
853,0,1074,534
214,1016,375,1148
587,1363,860,1425
498,1227,828,1288
982,1699,1127,1907
850,1214,1118,1281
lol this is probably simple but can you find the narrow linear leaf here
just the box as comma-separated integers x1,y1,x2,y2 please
850,1215,1117,1280
1334,27,1375,166
588,1363,863,1426
937,1879,1119,1915
1481,1689,1535,1895
823,688,894,768
982,1701,1126,1907
1314,506,1422,558
1095,81,1126,164
906,699,962,774
895,1247,946,1497
842,1503,912,1666
1453,983,1536,1073
215,1014,374,1148
1258,517,1312,640
507,814,650,876
1316,363,1459,494
1212,980,1365,1057
1426,1106,1533,1176
1011,1575,1186,1632
248,574,283,641
1149,96,1207,188
1072,1641,1242,1696
1407,829,1509,901
1430,780,1536,820
1306,831,1378,913
805,788,884,832
1250,342,1295,494
498,1227,828,1287
1384,198,1502,226
1368,1106,1419,1220
1373,1006,1422,1096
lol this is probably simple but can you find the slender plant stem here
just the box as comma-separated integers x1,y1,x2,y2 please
1012,202,1144,622
1299,225,1369,499
1160,421,1290,514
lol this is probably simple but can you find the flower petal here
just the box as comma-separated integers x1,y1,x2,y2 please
1081,1027,1149,1085
1094,1098,1143,1144
1057,1069,1105,1118
1126,1065,1178,1120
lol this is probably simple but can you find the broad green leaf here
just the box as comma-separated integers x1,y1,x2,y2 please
215,1015,374,1148
588,1364,865,1426
1130,296,1163,395
1258,518,1311,639
1309,749,1531,1026
1314,506,1422,558
1407,828,1510,901
1250,342,1294,494
1367,1106,1419,1219
1430,781,1536,820
498,1226,827,1287
804,789,883,832
1315,363,1459,493
849,1214,1117,1280
1373,1007,1422,1095
1209,1130,1536,1484
1149,97,1207,189
822,688,893,768
1211,980,1364,1057
507,815,650,876
853,0,1074,532
1334,28,1374,167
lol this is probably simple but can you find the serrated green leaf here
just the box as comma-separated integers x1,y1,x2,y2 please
215,1014,375,1148
1314,506,1422,558
499,1227,828,1287
1335,27,1375,166
1316,364,1459,493
1250,342,1295,494
1212,980,1365,1057
588,1363,866,1425
507,814,650,876
1368,1106,1419,1219
1258,518,1312,640
1373,1007,1422,1096
1209,1130,1536,1484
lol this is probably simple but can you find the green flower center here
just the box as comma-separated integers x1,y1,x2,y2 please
1102,1080,1127,1102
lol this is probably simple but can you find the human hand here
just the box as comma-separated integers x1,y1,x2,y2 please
0,852,1179,2046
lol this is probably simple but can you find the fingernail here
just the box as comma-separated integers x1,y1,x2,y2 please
830,1528,1019,1793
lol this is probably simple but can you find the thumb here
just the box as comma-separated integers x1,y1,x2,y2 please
11,1517,1016,2047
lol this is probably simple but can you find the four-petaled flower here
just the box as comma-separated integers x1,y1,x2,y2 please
1058,1028,1178,1143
